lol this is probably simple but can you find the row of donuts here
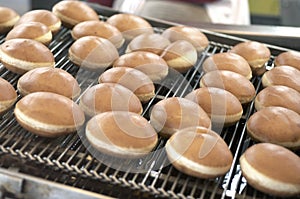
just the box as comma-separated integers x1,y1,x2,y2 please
239,50,300,197
206,42,300,197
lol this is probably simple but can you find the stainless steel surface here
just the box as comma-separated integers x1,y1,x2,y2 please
0,168,114,199
0,5,299,199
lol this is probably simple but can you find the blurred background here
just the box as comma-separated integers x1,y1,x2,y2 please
1,0,300,27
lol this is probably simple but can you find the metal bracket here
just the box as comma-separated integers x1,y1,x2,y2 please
0,171,24,199
0,168,114,199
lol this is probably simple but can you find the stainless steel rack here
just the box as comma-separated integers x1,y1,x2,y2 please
0,5,299,199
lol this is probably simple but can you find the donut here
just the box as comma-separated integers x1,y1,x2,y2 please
6,22,52,46
85,111,158,158
98,67,155,103
68,36,119,71
52,0,99,28
255,85,300,114
15,9,61,34
165,126,233,178
262,65,300,93
185,87,243,126
0,6,20,34
125,33,170,54
0,38,55,74
274,51,300,70
239,143,300,197
200,70,256,104
161,40,197,73
0,77,17,115
14,92,85,137
17,67,81,99
79,83,143,117
113,51,168,82
202,52,252,80
71,20,124,49
247,106,300,149
106,13,153,40
149,97,211,137
161,25,209,52
230,41,271,76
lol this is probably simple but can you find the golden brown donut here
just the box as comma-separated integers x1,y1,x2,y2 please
274,51,300,70
161,25,209,52
106,13,153,40
230,41,271,76
247,106,300,149
0,6,20,34
161,40,197,73
0,77,17,115
200,70,256,104
71,21,124,48
150,97,211,137
14,92,85,137
239,143,300,197
255,85,300,114
68,36,119,70
165,126,233,179
17,67,81,99
15,9,61,34
0,38,55,74
185,87,243,126
113,51,168,82
126,33,170,54
79,83,143,117
202,52,252,80
6,22,52,46
98,67,155,103
262,65,300,93
52,0,99,28
86,111,158,159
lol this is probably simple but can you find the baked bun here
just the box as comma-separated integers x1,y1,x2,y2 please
17,67,81,99
150,97,211,137
86,111,158,159
52,0,99,28
230,41,270,76
106,13,153,40
71,21,124,48
15,9,61,34
68,36,119,71
165,126,233,178
0,38,55,74
79,83,143,117
262,65,300,93
185,87,243,126
0,77,17,115
255,85,300,114
247,106,300,149
200,70,256,104
239,143,300,197
98,67,155,103
126,33,170,54
113,51,168,82
161,25,209,52
0,6,20,34
14,92,85,137
274,51,300,70
202,52,252,80
6,22,52,46
161,40,197,73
